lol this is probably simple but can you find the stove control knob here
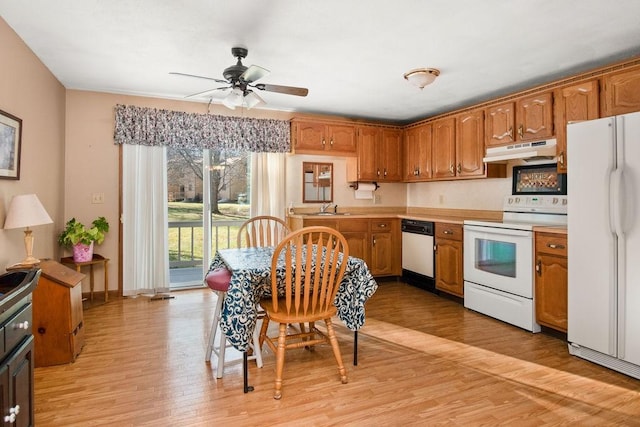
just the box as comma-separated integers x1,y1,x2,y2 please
508,197,513,204
515,197,521,204
562,199,568,205
552,197,559,204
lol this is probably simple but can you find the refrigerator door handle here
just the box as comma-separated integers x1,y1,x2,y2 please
611,168,624,237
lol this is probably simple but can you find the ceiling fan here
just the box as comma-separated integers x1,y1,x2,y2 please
170,47,309,110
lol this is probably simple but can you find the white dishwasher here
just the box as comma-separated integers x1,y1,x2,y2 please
401,219,435,292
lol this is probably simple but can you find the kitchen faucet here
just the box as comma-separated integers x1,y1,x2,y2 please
319,202,334,213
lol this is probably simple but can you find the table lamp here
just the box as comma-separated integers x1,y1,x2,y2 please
3,194,53,266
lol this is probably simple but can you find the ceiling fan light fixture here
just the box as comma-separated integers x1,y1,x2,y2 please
222,87,243,109
244,90,264,109
404,68,440,89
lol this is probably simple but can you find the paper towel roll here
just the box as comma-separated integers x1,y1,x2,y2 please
354,183,377,200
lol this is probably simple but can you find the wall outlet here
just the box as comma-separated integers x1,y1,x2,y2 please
92,192,105,204
438,194,444,205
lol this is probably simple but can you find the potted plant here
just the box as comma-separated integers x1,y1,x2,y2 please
58,217,110,262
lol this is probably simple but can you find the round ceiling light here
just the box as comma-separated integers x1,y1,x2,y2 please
404,68,440,89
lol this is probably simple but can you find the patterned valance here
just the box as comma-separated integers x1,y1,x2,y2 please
113,104,290,153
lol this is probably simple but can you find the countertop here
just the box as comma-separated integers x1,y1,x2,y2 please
289,207,502,225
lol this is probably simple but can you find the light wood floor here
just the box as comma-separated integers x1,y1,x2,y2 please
35,280,640,426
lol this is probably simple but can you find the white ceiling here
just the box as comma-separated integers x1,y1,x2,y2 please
2,0,640,124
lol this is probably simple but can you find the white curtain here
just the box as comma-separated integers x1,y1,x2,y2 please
250,152,286,219
122,144,170,296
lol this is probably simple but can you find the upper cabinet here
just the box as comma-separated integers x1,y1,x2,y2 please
456,109,486,178
602,67,640,117
431,117,457,179
403,123,432,182
554,80,600,174
486,92,554,147
291,119,356,155
347,126,402,182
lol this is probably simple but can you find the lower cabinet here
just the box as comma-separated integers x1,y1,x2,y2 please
434,223,464,297
0,336,34,427
535,232,568,332
294,217,400,277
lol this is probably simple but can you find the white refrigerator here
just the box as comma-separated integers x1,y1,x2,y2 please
567,111,640,379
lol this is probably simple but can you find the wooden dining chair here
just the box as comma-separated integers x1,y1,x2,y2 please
259,226,349,399
237,215,290,248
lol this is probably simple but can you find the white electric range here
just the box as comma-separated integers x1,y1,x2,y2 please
462,195,567,332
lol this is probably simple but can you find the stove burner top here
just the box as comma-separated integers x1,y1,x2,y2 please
464,195,568,230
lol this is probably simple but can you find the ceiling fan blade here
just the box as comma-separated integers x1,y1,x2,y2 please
185,86,230,98
241,65,270,83
255,83,309,97
170,72,228,84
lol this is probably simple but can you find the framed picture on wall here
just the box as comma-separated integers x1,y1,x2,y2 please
0,109,22,180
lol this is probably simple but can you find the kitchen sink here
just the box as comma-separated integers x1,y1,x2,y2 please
304,212,351,216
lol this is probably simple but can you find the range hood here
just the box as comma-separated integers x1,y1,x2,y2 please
483,139,557,163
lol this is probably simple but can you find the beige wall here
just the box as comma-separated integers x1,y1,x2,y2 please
0,18,66,269
0,15,508,295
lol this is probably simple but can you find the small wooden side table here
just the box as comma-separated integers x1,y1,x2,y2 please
60,254,109,303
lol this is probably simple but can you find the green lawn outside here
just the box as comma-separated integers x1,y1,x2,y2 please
168,202,250,262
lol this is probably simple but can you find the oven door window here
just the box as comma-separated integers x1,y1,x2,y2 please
474,238,516,278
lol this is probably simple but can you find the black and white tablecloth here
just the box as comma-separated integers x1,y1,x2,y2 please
207,246,378,351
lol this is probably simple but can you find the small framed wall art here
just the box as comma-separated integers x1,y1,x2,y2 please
0,109,22,180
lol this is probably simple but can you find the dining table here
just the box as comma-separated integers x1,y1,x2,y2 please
207,245,378,392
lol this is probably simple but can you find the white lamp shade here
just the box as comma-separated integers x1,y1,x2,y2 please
222,88,243,110
404,68,440,89
3,194,53,230
244,90,265,109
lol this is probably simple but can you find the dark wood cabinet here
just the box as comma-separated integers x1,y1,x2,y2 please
33,260,86,367
434,223,464,297
535,232,568,332
1,336,34,427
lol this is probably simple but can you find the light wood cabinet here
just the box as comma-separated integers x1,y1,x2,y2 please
602,66,640,117
486,91,554,147
535,232,568,332
456,109,486,178
403,123,432,182
369,219,399,276
554,80,600,174
293,217,400,277
431,117,457,179
33,260,86,367
434,223,463,297
348,126,402,182
291,119,356,155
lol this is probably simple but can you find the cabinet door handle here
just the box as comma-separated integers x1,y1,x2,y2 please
377,169,381,177
14,321,29,330
378,224,387,228
449,164,454,174
330,138,334,146
457,163,461,174
536,259,542,276
559,151,565,166
372,237,376,246
443,230,453,235
383,168,388,177
508,126,513,138
518,124,524,138
434,244,438,253
547,243,565,250
322,138,326,146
